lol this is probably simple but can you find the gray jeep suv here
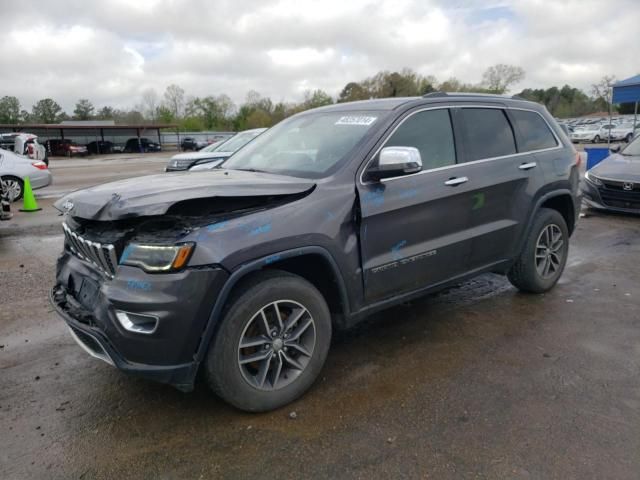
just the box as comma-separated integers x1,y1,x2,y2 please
51,93,581,412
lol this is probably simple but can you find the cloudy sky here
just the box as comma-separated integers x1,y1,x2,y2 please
1,0,638,111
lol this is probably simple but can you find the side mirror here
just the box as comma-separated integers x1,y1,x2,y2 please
610,144,621,153
368,146,422,181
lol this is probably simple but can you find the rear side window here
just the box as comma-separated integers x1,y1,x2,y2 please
510,110,558,152
459,108,516,162
384,109,456,170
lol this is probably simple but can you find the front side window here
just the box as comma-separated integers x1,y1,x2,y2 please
459,108,516,162
382,109,456,170
511,110,558,152
622,135,640,157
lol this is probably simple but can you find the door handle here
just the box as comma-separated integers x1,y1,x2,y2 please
444,176,468,186
519,162,537,170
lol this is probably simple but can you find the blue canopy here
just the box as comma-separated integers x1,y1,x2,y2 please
612,74,640,104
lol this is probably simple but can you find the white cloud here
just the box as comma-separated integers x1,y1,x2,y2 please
0,0,638,113
268,48,335,67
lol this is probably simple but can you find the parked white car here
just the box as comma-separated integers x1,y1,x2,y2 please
0,148,52,201
609,123,638,142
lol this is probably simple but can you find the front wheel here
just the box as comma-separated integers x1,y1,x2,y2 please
594,135,601,143
205,271,332,412
508,208,569,293
626,133,633,143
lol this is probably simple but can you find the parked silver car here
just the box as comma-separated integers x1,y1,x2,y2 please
166,128,267,172
570,124,612,143
0,148,52,201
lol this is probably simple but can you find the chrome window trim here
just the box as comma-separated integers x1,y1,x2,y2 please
359,104,563,186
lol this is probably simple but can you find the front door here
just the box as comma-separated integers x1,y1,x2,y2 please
357,108,474,303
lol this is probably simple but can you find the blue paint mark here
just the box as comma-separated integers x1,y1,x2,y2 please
391,240,407,261
398,188,418,200
207,220,229,232
119,245,133,264
362,187,385,207
264,254,282,265
248,223,272,236
126,280,152,291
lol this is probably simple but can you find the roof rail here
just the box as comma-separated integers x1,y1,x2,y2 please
511,94,525,100
422,91,448,98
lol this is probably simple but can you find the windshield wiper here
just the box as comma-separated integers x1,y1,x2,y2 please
229,168,269,173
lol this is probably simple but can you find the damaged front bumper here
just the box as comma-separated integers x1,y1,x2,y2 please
51,251,229,391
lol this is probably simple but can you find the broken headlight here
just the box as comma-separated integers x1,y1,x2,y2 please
120,243,195,272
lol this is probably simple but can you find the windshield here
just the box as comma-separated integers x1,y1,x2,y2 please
622,135,640,156
201,137,233,152
214,130,264,153
222,111,384,178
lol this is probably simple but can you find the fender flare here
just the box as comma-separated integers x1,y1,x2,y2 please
193,245,350,363
513,189,575,257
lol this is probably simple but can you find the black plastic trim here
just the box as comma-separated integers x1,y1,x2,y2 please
50,287,198,391
193,246,351,365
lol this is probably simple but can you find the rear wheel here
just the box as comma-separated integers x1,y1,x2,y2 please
626,133,633,143
205,271,332,412
508,208,569,293
1,176,24,202
594,135,601,143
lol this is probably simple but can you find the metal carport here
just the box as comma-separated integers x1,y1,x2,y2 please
0,121,178,153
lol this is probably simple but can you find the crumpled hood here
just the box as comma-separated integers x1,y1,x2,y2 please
591,153,640,182
54,170,315,221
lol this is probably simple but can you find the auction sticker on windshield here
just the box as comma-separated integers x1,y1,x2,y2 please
335,116,377,126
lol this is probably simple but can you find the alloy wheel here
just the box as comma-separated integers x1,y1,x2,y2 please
237,300,316,391
535,224,564,279
1,178,23,202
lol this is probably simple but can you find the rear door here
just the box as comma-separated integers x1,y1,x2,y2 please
452,107,549,270
357,107,475,303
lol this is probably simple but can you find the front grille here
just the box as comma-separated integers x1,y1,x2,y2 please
598,183,640,209
601,179,640,192
62,222,119,278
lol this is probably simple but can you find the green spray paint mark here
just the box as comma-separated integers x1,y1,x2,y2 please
472,192,485,210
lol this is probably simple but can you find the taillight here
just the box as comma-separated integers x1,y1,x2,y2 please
31,162,48,170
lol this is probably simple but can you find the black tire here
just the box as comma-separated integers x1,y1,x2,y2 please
508,208,569,293
1,175,24,202
594,135,600,143
205,270,332,412
626,133,633,143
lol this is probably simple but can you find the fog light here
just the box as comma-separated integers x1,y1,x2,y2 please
115,310,158,334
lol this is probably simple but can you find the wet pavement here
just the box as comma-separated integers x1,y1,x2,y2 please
40,153,173,199
1,210,639,479
1,153,172,237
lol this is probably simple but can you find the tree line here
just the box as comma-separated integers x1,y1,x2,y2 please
0,66,633,131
